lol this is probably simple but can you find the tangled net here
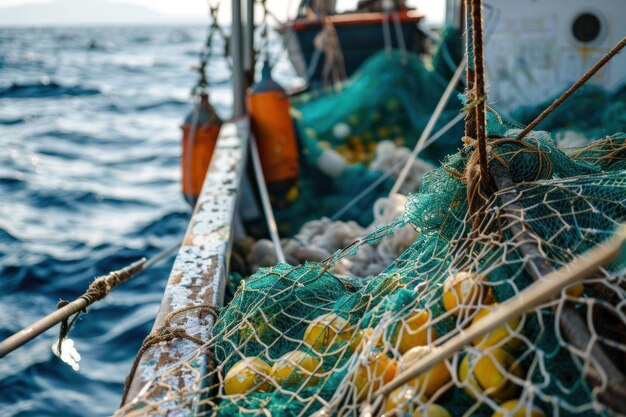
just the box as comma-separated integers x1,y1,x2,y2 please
117,106,626,417
261,46,463,235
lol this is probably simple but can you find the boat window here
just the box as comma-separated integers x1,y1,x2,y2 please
572,12,602,44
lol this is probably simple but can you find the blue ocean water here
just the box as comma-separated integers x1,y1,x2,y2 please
0,25,240,416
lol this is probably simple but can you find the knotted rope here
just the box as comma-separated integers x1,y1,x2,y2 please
469,0,488,184
462,0,626,225
0,243,179,359
463,0,494,224
120,304,220,405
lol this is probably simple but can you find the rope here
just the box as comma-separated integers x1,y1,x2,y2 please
249,133,286,263
469,0,489,183
381,5,393,52
515,36,626,141
120,304,219,405
195,2,230,93
331,111,465,221
463,0,476,141
255,0,301,71
55,299,83,356
0,242,180,359
462,0,495,225
258,0,272,63
320,15,348,87
385,0,407,54
389,60,466,196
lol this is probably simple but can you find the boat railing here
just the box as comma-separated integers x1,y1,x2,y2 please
120,119,249,411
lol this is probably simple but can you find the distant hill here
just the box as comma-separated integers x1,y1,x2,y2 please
0,0,205,26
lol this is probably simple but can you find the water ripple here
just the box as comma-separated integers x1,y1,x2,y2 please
0,25,212,417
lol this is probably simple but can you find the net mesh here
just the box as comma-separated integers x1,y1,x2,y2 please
116,109,626,417
511,84,626,145
263,42,464,235
292,48,462,165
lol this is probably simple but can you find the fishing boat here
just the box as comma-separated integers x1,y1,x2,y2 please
110,1,626,415
277,7,427,86
2,1,625,416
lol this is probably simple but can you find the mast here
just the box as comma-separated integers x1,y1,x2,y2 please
231,0,246,117
244,0,255,87
231,0,255,117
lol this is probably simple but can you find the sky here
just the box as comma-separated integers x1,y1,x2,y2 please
0,0,445,26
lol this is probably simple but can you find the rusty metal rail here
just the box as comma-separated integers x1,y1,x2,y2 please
120,119,249,410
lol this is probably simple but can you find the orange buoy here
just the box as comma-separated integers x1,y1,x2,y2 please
181,93,222,205
247,61,300,206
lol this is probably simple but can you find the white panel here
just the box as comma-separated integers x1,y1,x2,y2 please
482,0,626,115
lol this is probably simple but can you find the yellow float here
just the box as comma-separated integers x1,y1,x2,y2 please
471,305,523,349
384,385,419,414
565,283,584,297
398,346,451,398
384,384,450,417
349,327,382,353
354,352,397,401
270,350,321,389
303,313,353,353
390,309,437,354
223,356,272,395
442,271,492,316
492,399,546,417
459,348,523,401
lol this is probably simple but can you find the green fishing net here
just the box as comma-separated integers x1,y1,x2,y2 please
261,42,465,235
292,48,462,166
118,105,626,416
511,84,626,141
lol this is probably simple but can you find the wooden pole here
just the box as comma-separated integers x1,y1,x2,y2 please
0,258,147,358
376,223,626,396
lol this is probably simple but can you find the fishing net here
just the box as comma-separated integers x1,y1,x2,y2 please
511,84,626,145
292,48,462,167
262,44,464,235
116,108,626,417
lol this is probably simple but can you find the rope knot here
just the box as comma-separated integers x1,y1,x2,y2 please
84,277,111,303
462,135,477,147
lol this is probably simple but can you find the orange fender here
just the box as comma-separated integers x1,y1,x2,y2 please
247,62,300,205
181,94,222,205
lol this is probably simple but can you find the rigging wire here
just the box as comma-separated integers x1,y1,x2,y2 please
249,133,287,263
331,111,465,221
389,60,466,196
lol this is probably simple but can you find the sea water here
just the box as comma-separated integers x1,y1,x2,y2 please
0,25,296,416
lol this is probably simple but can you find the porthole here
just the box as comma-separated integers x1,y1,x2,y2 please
572,12,602,44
